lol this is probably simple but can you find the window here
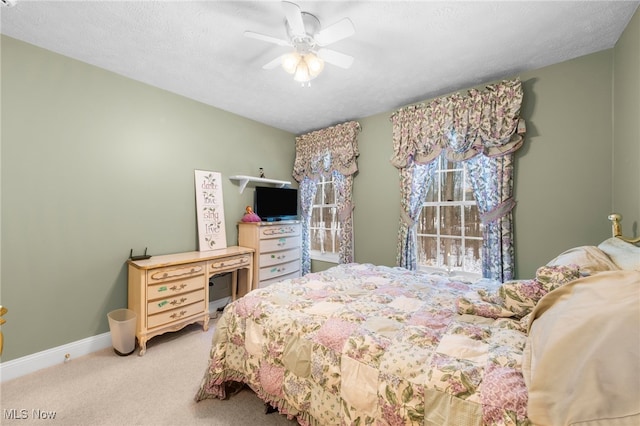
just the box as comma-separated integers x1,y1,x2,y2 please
310,174,341,263
417,154,483,276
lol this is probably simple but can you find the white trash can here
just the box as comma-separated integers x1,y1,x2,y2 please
107,309,137,356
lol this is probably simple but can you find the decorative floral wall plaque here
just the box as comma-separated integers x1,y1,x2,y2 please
194,170,227,251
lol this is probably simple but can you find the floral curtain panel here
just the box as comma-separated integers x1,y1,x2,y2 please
390,79,525,281
467,154,517,281
397,161,438,269
293,121,361,274
298,177,318,275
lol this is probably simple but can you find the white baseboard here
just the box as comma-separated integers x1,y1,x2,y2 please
0,332,113,383
0,298,230,383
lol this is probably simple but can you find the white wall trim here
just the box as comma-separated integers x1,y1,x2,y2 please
0,332,113,383
0,298,230,383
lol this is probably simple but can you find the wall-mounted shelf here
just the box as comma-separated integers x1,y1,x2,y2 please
229,175,291,193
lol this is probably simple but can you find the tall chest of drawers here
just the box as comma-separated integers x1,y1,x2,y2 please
127,246,253,355
238,221,302,289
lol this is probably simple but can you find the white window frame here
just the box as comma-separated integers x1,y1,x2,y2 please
417,156,482,279
309,175,340,264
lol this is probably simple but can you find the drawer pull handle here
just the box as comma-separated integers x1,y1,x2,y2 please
270,266,286,273
212,257,249,270
170,297,188,306
169,283,187,292
152,266,203,281
263,226,295,236
170,310,187,319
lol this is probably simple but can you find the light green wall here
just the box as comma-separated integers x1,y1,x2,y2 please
514,51,614,276
0,36,295,361
2,8,638,362
613,9,640,237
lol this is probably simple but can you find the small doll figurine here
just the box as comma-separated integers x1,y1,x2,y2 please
241,205,261,222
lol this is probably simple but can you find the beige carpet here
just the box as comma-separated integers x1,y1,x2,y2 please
0,317,297,425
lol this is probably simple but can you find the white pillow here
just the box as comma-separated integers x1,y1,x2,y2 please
546,245,620,275
597,238,640,271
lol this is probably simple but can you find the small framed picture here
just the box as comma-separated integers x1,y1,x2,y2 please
194,170,227,251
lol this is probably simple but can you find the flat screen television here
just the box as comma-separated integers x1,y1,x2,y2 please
254,186,299,221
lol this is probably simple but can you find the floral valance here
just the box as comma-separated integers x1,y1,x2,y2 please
390,79,525,168
293,121,361,182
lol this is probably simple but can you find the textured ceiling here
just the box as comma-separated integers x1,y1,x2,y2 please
1,1,638,135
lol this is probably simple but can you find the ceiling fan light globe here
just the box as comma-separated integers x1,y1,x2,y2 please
305,54,324,77
293,62,311,83
282,52,300,74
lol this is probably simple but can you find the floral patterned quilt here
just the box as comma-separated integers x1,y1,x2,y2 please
195,263,530,425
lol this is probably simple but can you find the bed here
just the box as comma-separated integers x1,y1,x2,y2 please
195,215,640,425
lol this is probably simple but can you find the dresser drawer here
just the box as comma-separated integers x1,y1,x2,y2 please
209,254,251,274
147,289,205,315
259,224,300,239
147,300,205,329
147,263,205,283
259,259,300,282
147,275,205,300
260,235,301,252
259,248,300,267
260,271,302,288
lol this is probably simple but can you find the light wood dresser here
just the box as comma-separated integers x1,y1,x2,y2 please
127,246,253,355
238,221,302,289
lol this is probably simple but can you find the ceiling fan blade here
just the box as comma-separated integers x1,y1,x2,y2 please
282,1,305,36
315,18,355,46
244,31,291,47
317,48,354,69
262,55,284,70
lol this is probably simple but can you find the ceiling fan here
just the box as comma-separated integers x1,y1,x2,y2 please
244,1,355,85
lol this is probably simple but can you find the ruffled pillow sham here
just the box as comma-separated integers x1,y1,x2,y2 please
498,279,546,318
534,264,581,291
457,236,638,323
459,265,581,320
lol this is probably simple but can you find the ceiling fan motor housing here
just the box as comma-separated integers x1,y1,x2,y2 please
286,12,321,52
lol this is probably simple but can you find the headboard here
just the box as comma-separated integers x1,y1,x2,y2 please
607,213,640,244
